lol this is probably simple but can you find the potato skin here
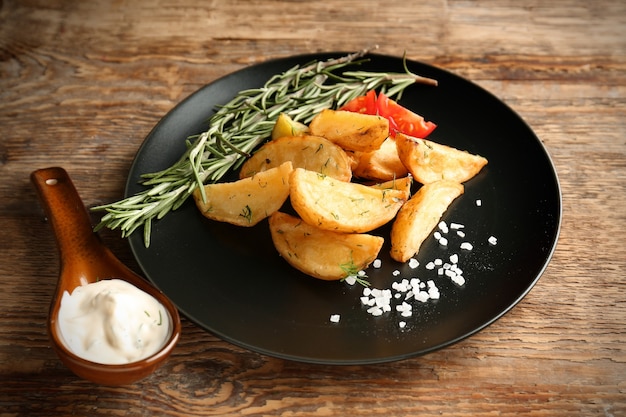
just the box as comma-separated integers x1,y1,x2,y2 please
395,133,488,184
193,161,293,227
390,180,464,262
239,135,352,182
350,138,409,181
269,211,384,281
309,109,389,152
289,168,407,234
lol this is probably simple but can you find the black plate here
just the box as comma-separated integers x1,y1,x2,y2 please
126,53,561,364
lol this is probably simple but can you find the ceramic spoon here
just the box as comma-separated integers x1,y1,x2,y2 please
31,167,181,385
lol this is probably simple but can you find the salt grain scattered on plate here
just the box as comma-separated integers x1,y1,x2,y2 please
334,209,493,326
460,242,474,251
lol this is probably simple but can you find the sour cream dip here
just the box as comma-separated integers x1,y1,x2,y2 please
57,279,171,365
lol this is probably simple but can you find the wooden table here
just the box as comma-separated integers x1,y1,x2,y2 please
1,1,624,415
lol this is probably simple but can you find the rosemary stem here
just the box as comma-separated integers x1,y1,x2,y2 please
92,51,437,247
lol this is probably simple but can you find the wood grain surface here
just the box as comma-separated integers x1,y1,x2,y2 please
1,0,625,416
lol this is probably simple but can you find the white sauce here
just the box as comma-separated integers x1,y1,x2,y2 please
57,279,171,365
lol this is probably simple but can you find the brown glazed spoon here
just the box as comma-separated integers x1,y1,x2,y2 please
31,167,181,385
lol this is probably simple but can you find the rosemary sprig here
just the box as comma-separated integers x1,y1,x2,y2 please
92,51,437,247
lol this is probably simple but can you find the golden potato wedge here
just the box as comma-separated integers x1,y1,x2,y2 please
269,211,384,281
308,109,389,152
370,175,413,200
390,180,464,262
239,135,352,181
290,168,407,233
395,132,488,184
271,113,309,140
193,161,293,227
350,137,409,181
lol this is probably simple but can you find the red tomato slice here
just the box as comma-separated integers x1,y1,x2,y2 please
341,91,436,138
340,89,377,114
376,92,436,138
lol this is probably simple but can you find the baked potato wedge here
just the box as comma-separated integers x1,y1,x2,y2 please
269,211,384,281
308,109,389,152
271,113,309,140
395,132,488,184
350,138,409,181
193,161,293,227
290,168,407,233
370,175,413,199
390,180,464,262
239,135,352,181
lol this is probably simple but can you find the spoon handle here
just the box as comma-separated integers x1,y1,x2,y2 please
31,167,103,283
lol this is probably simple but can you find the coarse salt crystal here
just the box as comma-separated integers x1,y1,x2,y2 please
415,291,430,303
457,230,466,238
434,231,442,240
425,262,435,270
330,314,340,323
434,258,443,266
452,275,466,286
439,237,448,246
375,296,388,307
488,236,498,245
449,254,459,264
460,242,474,251
408,258,419,269
344,276,357,285
476,199,482,206
399,321,406,328
368,306,383,316
373,259,382,268
438,221,449,233
392,270,401,276
450,222,464,229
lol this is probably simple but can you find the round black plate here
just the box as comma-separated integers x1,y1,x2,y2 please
126,53,561,364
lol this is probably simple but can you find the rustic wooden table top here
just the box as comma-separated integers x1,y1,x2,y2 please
1,0,625,416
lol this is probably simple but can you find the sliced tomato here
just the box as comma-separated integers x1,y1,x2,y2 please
341,91,436,138
376,92,436,138
340,89,377,114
